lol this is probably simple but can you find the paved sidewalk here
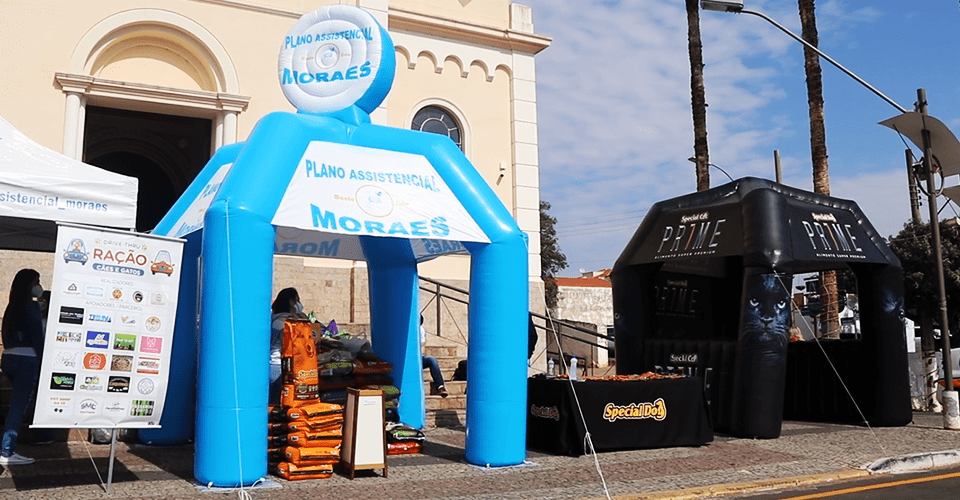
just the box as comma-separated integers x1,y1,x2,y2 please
0,411,958,499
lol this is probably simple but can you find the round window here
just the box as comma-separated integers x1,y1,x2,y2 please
411,106,462,150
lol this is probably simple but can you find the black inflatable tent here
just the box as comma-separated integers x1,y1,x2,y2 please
611,178,911,438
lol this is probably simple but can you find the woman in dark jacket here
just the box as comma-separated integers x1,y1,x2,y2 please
1,269,45,465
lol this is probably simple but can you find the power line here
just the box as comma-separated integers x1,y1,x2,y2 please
557,225,638,238
557,214,646,230
556,209,647,225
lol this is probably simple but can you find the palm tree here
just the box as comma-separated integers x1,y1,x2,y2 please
798,0,839,339
686,0,710,191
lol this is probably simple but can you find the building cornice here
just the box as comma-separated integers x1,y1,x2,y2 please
54,73,251,116
187,0,301,19
389,7,551,55
186,0,551,55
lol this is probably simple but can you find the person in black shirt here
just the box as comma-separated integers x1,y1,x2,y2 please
1,269,46,465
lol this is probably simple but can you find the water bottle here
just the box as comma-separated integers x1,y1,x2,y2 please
547,358,555,378
569,356,578,381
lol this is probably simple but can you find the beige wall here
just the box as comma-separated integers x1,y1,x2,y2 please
391,0,511,27
0,0,549,330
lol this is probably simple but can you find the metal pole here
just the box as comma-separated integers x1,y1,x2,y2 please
906,149,922,224
737,9,908,114
106,428,118,494
774,149,782,183
435,282,441,338
917,89,953,395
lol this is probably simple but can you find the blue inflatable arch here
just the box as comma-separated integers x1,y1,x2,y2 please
148,108,529,486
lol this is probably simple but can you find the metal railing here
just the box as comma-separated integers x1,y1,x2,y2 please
418,276,614,376
530,312,614,377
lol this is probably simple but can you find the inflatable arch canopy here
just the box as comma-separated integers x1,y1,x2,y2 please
611,177,911,439
147,111,529,485
142,5,529,487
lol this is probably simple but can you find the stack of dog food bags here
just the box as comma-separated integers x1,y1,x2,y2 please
269,401,345,479
316,351,355,406
314,328,402,423
386,423,425,455
268,320,345,480
352,357,401,421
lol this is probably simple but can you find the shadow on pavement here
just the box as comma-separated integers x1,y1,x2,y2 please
126,442,195,483
0,457,135,492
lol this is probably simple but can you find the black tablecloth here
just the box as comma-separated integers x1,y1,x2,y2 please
527,376,713,455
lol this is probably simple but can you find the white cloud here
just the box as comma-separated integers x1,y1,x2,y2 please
523,0,959,274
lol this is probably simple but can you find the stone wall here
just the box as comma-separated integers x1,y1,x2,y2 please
0,250,55,300
552,284,614,367
554,285,613,331
272,256,368,326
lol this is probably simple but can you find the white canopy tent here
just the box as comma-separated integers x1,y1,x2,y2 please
0,114,138,251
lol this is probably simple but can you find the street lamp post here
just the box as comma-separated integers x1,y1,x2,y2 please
687,157,734,182
701,0,960,426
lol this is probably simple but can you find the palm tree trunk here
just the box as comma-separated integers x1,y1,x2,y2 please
798,0,839,338
686,0,710,191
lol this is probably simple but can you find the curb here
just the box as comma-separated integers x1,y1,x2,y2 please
603,450,960,500
603,469,871,500
866,449,960,473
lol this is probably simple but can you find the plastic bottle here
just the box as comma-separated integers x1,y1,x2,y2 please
547,358,555,378
569,356,578,381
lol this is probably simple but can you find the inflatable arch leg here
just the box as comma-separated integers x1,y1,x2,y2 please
610,264,656,376
730,269,791,439
854,264,911,426
194,201,274,486
139,232,201,445
363,238,424,428
463,238,528,466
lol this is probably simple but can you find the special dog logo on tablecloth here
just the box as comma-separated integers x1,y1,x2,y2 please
530,404,560,421
602,399,667,422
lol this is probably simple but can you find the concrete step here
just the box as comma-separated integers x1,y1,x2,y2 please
425,391,466,411
424,380,466,397
425,408,466,429
424,345,466,359
431,357,464,375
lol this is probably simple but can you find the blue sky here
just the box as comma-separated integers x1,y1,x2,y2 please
521,0,960,276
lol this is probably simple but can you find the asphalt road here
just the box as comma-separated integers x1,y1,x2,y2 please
742,463,960,500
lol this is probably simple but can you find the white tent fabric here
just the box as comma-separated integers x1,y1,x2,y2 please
164,142,484,262
0,114,137,250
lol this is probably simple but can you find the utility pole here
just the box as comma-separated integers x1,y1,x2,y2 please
917,89,957,430
774,150,782,183
908,147,940,412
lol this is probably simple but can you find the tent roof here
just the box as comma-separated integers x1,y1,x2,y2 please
614,177,900,276
0,114,138,251
155,111,510,263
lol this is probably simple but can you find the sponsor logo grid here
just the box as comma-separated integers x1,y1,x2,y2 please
36,226,182,427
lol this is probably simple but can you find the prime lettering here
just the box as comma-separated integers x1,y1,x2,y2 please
657,219,725,253
801,220,862,253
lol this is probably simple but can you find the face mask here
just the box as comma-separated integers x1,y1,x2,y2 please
31,285,43,298
294,301,304,314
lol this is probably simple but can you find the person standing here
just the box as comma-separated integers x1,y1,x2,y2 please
0,269,45,465
269,287,306,404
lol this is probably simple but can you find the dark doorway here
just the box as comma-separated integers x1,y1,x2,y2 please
83,107,212,232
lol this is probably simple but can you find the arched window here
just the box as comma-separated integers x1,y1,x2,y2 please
411,106,462,150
